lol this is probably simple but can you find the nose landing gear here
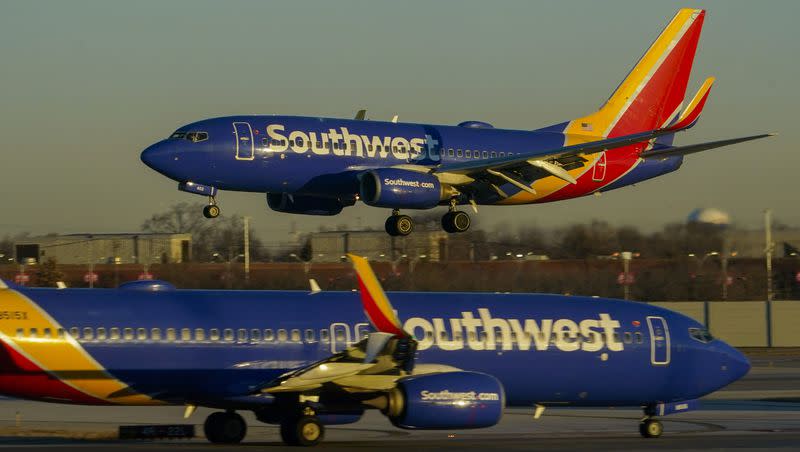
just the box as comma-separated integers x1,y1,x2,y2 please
639,417,663,438
202,196,220,219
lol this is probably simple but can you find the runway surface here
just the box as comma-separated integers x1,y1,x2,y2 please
1,352,799,451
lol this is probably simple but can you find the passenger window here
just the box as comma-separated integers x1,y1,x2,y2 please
491,151,497,158
110,327,121,341
500,152,505,157
634,332,643,344
137,328,147,341
83,327,94,340
181,328,191,342
224,329,234,342
151,328,162,341
613,332,621,343
29,328,38,338
251,329,262,342
278,329,288,342
16,328,24,338
333,142,339,150
195,328,206,341
623,332,633,344
482,151,489,158
210,328,220,341
69,327,80,339
124,328,134,341
475,152,481,159
264,329,275,342
237,329,248,343
334,329,345,342
305,329,315,343
262,137,269,146
320,329,330,343
166,328,177,342
457,149,463,157
43,328,52,338
290,329,301,342
448,149,454,157
465,150,471,157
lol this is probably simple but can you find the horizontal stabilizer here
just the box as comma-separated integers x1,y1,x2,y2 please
667,77,715,132
641,133,775,159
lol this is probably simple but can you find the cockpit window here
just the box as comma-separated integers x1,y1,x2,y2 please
169,131,208,142
186,131,209,142
688,327,714,343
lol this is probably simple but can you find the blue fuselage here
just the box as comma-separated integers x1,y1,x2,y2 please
4,287,748,408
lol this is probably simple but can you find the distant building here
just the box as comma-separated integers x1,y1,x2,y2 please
14,233,192,265
309,230,448,262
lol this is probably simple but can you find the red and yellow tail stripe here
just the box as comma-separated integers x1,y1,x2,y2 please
348,254,406,337
567,8,706,139
0,289,163,405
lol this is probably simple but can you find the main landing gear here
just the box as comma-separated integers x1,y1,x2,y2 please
280,408,325,446
203,411,247,444
442,199,470,233
385,202,472,236
202,196,220,218
385,209,414,236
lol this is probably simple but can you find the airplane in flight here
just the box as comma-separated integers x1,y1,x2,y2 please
141,8,771,236
0,255,748,446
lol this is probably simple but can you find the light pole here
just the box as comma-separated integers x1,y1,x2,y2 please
289,253,310,278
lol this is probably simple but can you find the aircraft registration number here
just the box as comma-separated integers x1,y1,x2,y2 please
0,311,28,320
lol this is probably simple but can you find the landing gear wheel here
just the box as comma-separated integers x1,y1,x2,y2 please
280,415,324,447
385,214,414,236
204,411,247,444
639,419,663,438
203,204,220,219
441,211,470,233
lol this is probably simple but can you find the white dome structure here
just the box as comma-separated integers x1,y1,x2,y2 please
687,208,731,226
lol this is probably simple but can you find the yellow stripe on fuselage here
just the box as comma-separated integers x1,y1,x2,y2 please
0,289,162,405
495,149,603,205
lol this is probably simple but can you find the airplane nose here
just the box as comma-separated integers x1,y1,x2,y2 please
719,341,751,384
140,141,180,179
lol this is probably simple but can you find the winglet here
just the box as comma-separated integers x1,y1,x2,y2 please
0,280,7,290
668,77,715,132
348,254,406,337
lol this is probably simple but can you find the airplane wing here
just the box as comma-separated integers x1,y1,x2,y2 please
257,255,421,394
430,78,772,194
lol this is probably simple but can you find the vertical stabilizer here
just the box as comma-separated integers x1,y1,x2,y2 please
567,9,706,138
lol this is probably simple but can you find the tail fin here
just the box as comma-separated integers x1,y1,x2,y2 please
569,8,706,138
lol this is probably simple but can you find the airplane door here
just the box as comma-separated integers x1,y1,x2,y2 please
647,316,671,365
330,323,351,354
233,122,254,160
592,152,607,182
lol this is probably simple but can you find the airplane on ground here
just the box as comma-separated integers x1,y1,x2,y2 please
141,8,771,236
0,255,748,446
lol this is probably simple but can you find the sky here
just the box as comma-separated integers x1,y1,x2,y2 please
1,0,798,244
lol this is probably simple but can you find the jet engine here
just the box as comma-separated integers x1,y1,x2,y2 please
382,371,505,429
359,169,446,209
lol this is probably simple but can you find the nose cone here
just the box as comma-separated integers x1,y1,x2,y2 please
722,342,751,383
141,141,177,179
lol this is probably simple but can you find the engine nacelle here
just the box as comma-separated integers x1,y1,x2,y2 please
266,193,345,216
359,169,443,209
386,371,505,430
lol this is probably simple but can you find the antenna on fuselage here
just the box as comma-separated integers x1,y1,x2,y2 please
354,109,367,120
309,278,321,294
